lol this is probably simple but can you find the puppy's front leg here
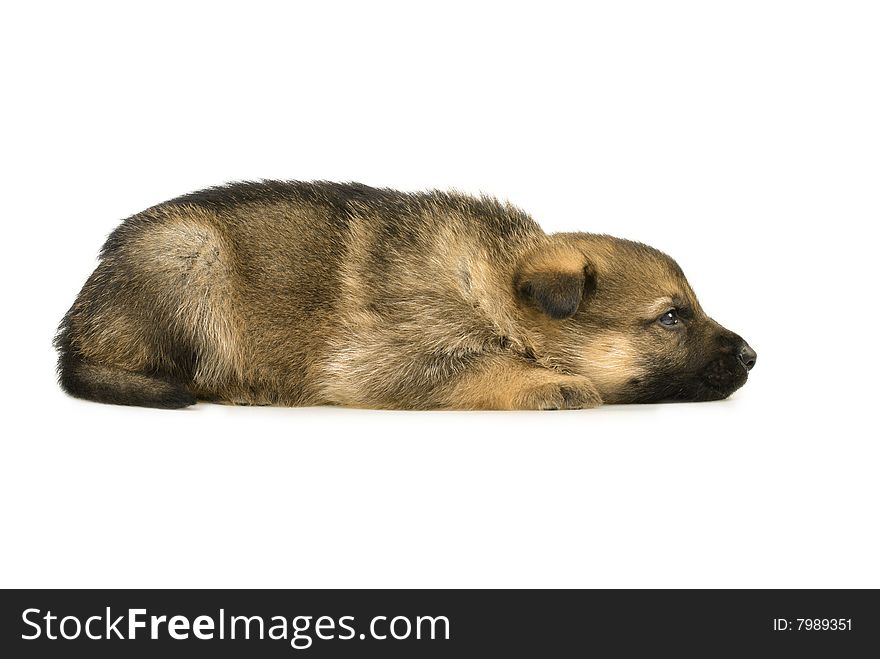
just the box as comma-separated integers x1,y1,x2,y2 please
442,355,602,410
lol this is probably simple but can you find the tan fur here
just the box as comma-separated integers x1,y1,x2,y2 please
56,181,754,409
575,332,643,399
442,355,601,410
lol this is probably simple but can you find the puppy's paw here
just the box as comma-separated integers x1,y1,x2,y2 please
516,377,602,410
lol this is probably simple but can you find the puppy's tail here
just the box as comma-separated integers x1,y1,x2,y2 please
54,324,196,409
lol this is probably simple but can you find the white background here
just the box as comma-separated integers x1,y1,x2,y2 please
1,1,878,588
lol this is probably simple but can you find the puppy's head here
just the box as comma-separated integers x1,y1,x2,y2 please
515,234,756,403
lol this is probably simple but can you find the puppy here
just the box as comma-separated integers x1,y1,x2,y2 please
55,181,756,409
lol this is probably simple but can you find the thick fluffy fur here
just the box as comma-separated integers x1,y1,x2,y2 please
55,181,755,409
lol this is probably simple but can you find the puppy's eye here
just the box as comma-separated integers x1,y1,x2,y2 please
658,309,679,327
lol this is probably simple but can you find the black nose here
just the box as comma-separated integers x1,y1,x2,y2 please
738,343,757,370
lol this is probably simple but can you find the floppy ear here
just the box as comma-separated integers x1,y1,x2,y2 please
515,247,592,320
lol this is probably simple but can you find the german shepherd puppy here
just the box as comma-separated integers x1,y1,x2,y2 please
55,181,756,410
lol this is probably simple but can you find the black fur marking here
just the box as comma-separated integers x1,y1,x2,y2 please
627,354,749,403
54,314,196,409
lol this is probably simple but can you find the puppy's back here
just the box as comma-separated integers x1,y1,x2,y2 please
56,181,543,407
